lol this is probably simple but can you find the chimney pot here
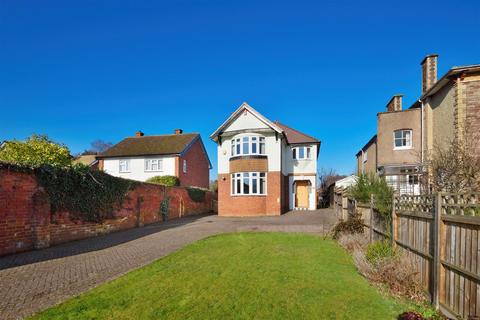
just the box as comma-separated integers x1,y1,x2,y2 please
421,54,439,94
174,129,183,135
135,131,144,137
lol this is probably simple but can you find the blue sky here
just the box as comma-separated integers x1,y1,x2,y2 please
1,0,479,178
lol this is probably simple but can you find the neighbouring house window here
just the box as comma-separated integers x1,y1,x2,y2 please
183,160,187,173
119,159,130,173
145,159,163,172
408,175,419,185
394,129,412,149
231,172,266,195
231,135,266,156
363,151,368,163
292,146,312,160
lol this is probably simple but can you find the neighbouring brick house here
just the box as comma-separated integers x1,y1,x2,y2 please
97,130,211,189
356,54,480,195
211,102,321,216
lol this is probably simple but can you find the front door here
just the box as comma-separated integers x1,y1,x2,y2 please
295,181,309,209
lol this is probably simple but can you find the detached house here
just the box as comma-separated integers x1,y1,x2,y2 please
97,129,211,189
356,54,480,195
211,103,321,216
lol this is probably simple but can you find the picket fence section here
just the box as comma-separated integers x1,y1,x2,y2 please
345,193,480,320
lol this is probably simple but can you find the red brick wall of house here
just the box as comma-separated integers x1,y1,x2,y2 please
465,79,480,153
0,167,217,257
217,171,286,216
178,138,210,189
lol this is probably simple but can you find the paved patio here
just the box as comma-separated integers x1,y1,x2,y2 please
0,209,337,319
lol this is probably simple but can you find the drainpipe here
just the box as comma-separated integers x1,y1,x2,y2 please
419,99,424,164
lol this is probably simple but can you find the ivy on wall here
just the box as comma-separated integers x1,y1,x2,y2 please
186,187,206,203
35,165,134,222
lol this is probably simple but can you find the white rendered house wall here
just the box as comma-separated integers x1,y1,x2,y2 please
103,155,176,182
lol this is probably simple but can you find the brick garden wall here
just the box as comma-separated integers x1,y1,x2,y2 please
0,167,217,256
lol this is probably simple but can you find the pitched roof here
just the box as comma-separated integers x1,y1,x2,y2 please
420,64,480,100
273,121,320,145
98,133,199,158
210,102,283,141
356,134,377,156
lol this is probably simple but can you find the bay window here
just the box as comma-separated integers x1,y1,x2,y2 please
231,172,266,195
231,135,266,156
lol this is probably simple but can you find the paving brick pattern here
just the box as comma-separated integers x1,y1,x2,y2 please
0,209,337,320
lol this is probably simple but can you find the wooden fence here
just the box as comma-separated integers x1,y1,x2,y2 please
346,193,480,319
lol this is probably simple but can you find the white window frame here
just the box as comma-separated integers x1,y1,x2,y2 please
231,134,266,157
144,159,163,172
363,150,368,163
393,129,413,150
231,172,267,196
119,159,130,173
183,160,187,173
292,146,312,160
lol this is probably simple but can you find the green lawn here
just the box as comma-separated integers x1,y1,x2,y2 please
31,233,409,320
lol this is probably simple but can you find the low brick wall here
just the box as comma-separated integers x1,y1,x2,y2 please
0,167,217,256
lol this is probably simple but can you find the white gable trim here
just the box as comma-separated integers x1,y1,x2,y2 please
210,102,283,141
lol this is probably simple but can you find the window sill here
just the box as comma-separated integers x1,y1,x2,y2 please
145,170,164,173
229,155,267,161
230,194,267,197
393,147,413,151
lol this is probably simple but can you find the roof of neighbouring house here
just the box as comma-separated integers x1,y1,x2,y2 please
273,121,320,145
98,133,200,158
411,64,480,105
356,134,377,157
73,155,98,166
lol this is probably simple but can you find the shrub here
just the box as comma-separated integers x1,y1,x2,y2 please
348,173,394,216
337,233,369,253
353,250,425,303
187,187,206,202
366,240,397,265
146,175,179,187
0,134,72,167
331,213,364,239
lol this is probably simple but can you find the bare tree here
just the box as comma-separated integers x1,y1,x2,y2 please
90,140,113,153
424,133,480,193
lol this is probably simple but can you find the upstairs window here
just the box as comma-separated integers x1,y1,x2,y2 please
363,151,368,163
119,159,130,173
394,129,412,149
145,159,163,172
231,135,266,156
292,146,312,160
183,160,187,173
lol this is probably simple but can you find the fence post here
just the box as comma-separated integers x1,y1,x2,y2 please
432,192,442,309
391,194,397,247
369,194,374,243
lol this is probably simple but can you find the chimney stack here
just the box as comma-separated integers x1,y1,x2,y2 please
174,129,183,135
135,131,144,137
386,94,403,112
421,54,438,94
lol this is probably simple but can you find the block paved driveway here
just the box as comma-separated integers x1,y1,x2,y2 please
0,209,337,320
